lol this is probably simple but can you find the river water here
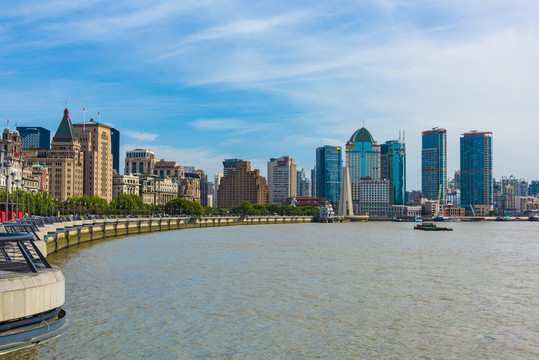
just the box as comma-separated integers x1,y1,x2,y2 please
5,222,538,359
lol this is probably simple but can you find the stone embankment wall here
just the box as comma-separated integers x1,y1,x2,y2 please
42,216,313,256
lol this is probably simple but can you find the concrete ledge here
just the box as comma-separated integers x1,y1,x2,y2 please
0,267,65,323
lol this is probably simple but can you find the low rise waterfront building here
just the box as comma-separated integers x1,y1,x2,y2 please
113,173,140,198
388,205,422,218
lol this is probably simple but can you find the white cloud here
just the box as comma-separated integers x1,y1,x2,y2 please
124,130,159,141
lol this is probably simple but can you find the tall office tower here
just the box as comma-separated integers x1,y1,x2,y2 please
345,128,381,211
530,181,539,196
214,173,223,208
191,169,209,206
311,168,316,197
297,169,311,197
460,131,493,216
73,119,114,202
17,127,51,150
218,160,268,208
421,128,447,201
380,132,406,205
125,149,157,175
316,145,342,203
267,156,297,204
223,158,242,177
26,109,84,201
110,128,120,174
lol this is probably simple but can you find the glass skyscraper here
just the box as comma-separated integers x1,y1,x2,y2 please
381,138,406,205
17,126,51,149
110,128,120,174
460,131,493,211
315,146,342,203
421,128,447,201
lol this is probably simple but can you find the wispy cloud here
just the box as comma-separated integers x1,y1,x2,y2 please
124,130,159,142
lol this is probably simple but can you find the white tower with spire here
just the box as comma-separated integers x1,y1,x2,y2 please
338,166,354,216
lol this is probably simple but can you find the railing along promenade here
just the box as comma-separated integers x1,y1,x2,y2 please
1,215,313,257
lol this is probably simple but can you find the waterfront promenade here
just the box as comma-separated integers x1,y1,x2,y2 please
2,215,313,257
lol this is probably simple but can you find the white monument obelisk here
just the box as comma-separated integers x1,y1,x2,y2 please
338,166,354,216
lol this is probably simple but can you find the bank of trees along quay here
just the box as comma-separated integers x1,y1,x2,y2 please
1,190,320,217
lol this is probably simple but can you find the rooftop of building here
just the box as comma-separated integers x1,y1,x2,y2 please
52,109,78,142
349,127,374,143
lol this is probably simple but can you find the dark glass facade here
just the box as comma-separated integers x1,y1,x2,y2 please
315,146,342,203
381,140,406,205
17,126,51,149
460,132,493,207
421,129,447,201
110,128,120,174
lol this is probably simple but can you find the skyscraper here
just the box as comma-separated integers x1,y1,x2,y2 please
421,128,447,201
218,160,268,208
315,145,342,203
73,119,114,202
110,127,120,174
345,127,382,213
17,126,50,150
380,133,406,205
460,131,493,215
267,156,297,204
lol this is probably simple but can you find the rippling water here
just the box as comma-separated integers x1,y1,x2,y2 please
5,222,539,359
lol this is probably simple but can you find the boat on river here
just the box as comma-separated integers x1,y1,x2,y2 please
414,223,452,231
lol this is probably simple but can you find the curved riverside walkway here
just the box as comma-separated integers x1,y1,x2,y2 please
27,215,313,256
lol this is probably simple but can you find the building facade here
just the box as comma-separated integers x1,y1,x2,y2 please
357,178,390,215
177,174,200,202
315,145,342,203
380,135,406,205
223,158,242,177
217,160,268,208
154,159,184,180
17,126,51,150
110,128,120,174
25,109,84,201
125,149,157,175
421,128,447,201
73,119,113,202
112,173,140,199
267,156,297,204
297,169,311,197
460,131,493,216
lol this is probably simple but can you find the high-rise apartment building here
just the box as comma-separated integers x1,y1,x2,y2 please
125,149,157,175
17,126,50,150
26,109,84,201
421,128,447,201
110,128,120,174
460,131,493,216
267,156,297,204
315,146,342,203
73,119,113,202
217,160,268,208
380,134,406,205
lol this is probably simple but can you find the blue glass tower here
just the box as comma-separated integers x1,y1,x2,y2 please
110,128,120,174
460,131,493,209
422,128,447,201
315,146,342,203
16,126,51,149
381,137,406,205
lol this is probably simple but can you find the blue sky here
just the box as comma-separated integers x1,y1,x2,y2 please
1,0,538,189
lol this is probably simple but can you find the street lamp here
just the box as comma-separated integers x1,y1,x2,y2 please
14,179,20,220
9,172,15,220
40,192,43,217
20,183,25,218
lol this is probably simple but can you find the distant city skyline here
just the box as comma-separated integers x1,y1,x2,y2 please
1,1,538,188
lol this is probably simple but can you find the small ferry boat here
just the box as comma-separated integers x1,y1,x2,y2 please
413,216,423,222
432,215,445,221
529,214,539,221
414,222,452,231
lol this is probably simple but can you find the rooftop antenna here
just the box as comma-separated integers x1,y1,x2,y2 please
83,107,86,133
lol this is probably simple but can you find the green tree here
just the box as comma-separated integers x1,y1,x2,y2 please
165,198,204,215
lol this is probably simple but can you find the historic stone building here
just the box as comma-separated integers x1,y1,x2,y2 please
112,173,140,199
217,160,268,208
73,119,114,202
25,109,84,201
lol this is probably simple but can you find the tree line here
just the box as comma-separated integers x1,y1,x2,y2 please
2,190,319,217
